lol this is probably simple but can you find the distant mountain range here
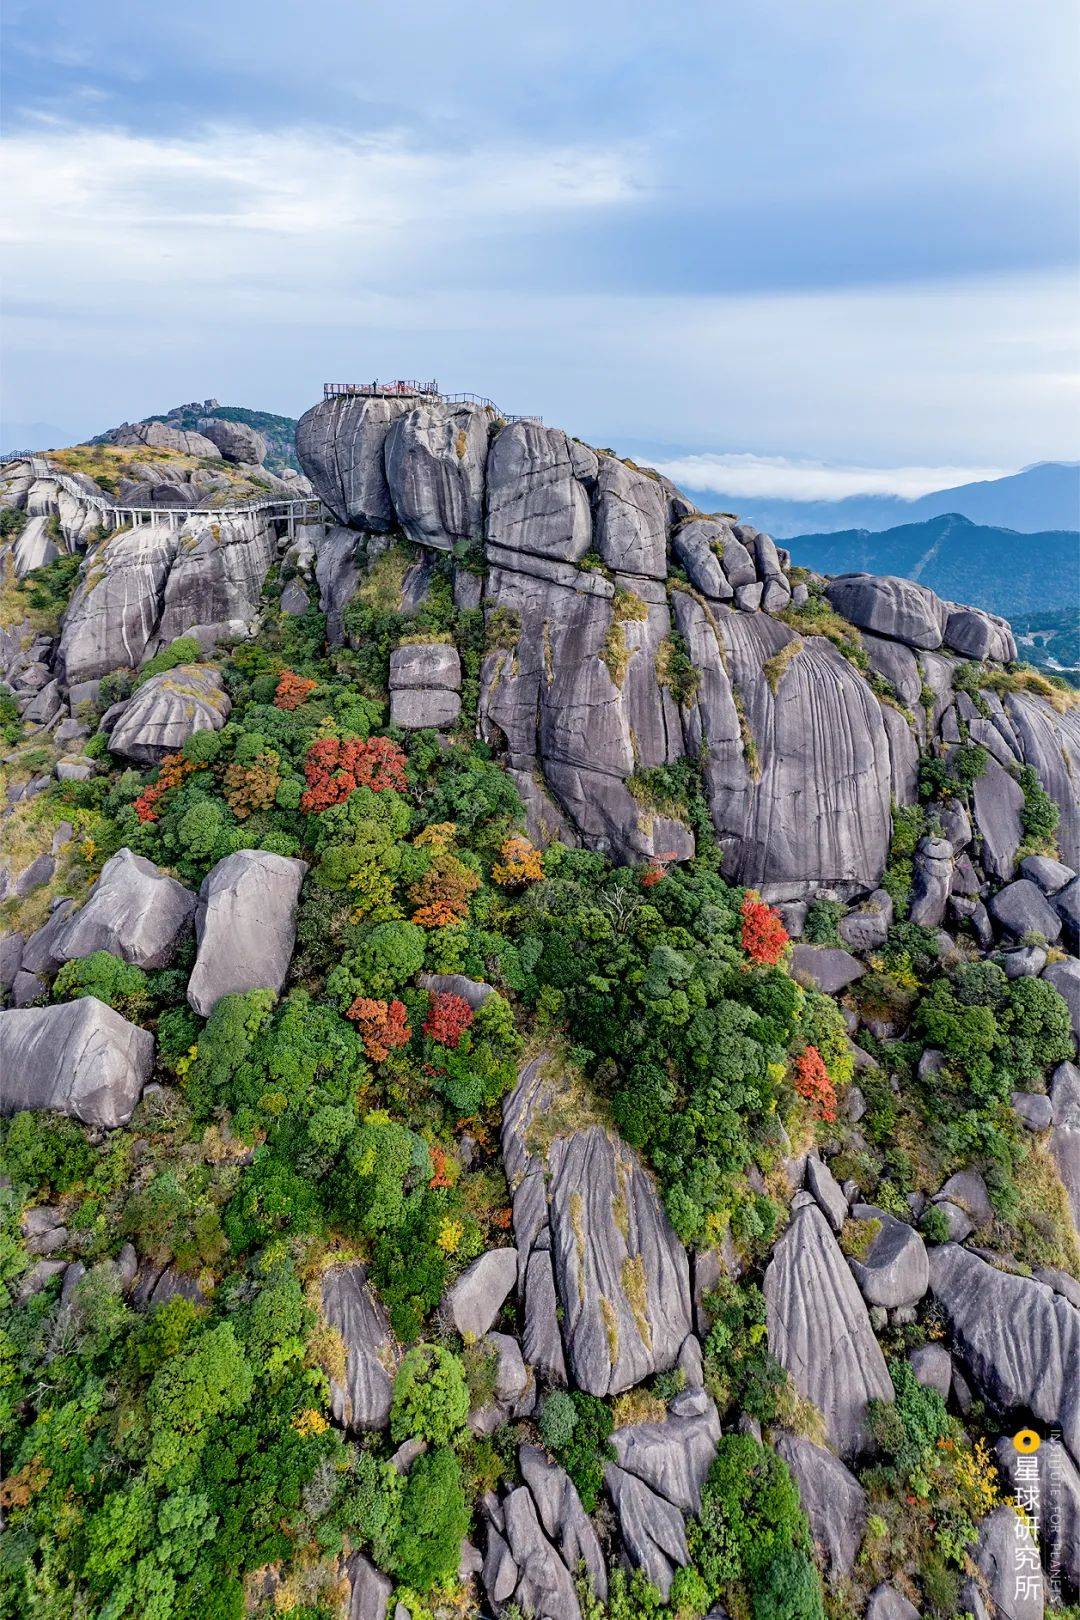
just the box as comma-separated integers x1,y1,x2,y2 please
789,511,1078,622
690,460,1079,538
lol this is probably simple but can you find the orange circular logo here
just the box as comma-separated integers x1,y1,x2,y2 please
1013,1429,1041,1453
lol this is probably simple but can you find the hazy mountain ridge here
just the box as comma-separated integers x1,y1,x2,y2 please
675,459,1079,538
790,511,1080,618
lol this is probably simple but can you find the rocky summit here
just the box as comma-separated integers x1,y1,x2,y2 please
0,386,1078,1620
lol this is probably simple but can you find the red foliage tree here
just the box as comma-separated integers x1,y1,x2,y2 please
422,991,475,1049
739,892,790,966
793,1045,837,1123
300,735,408,812
274,670,318,710
133,753,201,823
345,996,412,1062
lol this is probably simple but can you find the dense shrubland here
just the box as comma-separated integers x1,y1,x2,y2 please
0,548,1076,1620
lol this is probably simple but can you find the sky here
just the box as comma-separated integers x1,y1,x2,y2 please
2,0,1078,498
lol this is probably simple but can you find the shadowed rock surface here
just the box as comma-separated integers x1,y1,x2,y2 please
0,997,154,1126
54,848,196,970
764,1202,894,1458
187,849,308,1016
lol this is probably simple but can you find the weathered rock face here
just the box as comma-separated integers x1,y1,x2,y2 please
54,848,196,970
388,639,462,730
288,396,1079,891
929,1245,1080,1464
187,849,308,1017
199,418,266,465
847,1205,929,1309
106,420,222,458
383,402,489,547
440,1247,518,1341
105,665,231,764
609,1387,721,1515
764,1202,894,1459
1051,1061,1080,1233
502,1056,693,1400
0,997,154,1127
773,1432,867,1577
320,1264,397,1432
58,513,274,684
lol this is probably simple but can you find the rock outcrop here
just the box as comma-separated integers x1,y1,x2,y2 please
764,1202,894,1458
0,997,154,1126
502,1056,693,1400
105,665,231,763
293,391,1080,889
54,848,196,969
187,849,308,1016
320,1264,397,1432
929,1245,1080,1464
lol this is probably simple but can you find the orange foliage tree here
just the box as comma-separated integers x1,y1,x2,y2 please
409,854,480,929
345,996,411,1062
300,735,408,812
492,835,544,887
792,1045,837,1122
739,892,790,966
274,670,318,710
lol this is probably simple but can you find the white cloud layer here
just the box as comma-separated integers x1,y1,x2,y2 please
2,120,1076,465
647,453,1013,502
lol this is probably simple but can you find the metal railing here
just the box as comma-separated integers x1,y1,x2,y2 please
324,379,439,400
6,455,329,539
321,385,539,425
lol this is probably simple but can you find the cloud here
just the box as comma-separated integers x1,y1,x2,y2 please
646,453,1015,503
1,122,641,270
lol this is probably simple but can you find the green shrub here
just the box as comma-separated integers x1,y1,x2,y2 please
53,950,152,1021
390,1343,469,1446
390,1446,470,1591
803,900,845,946
538,1388,578,1450
134,636,202,687
689,1434,820,1616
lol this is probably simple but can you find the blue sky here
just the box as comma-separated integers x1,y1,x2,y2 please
3,0,1077,496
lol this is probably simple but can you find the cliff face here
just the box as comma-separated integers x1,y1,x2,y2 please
296,394,1076,901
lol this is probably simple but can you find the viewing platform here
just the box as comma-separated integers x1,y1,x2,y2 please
322,381,538,423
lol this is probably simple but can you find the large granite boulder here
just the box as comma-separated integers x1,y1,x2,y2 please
55,849,196,970
865,1585,920,1620
151,514,276,646
486,1485,584,1619
1050,1061,1080,1233
773,1431,867,1577
440,1248,518,1341
502,1056,692,1398
320,1264,397,1431
384,402,489,547
547,1126,691,1396
296,394,414,530
764,1202,894,1459
487,421,597,563
0,998,154,1127
187,849,308,1017
929,1245,1080,1464
604,1462,688,1599
971,759,1025,882
199,418,266,465
106,664,231,764
847,1206,929,1309
610,1388,721,1516
518,1445,607,1602
824,575,946,650
58,524,181,683
790,944,865,995
989,879,1063,944
345,1552,392,1620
